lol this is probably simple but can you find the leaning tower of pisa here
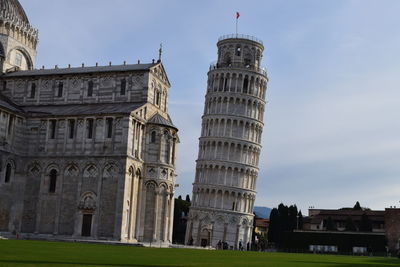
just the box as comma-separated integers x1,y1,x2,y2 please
185,34,268,248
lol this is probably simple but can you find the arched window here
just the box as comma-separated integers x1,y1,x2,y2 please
87,81,93,97
244,55,251,67
120,79,126,95
15,52,22,66
150,131,156,143
164,93,167,112
243,77,249,93
30,83,36,98
49,169,57,193
165,140,171,164
156,91,161,106
4,163,12,183
224,53,231,65
235,45,241,56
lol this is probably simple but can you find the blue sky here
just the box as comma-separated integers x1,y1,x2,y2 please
20,0,400,214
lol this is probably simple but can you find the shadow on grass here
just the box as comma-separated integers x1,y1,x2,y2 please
0,259,182,267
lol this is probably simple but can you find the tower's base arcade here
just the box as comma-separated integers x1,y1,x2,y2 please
185,208,253,249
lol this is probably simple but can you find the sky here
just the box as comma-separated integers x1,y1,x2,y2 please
20,0,400,215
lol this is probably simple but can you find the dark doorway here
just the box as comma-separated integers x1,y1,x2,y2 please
201,239,208,247
81,214,92,237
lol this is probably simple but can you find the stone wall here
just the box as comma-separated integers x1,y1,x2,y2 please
385,208,400,252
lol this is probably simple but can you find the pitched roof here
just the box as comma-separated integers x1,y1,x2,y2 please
148,113,177,130
22,102,144,117
3,63,157,77
0,92,23,113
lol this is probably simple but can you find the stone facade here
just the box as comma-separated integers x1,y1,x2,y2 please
185,34,268,248
384,208,400,252
0,0,178,244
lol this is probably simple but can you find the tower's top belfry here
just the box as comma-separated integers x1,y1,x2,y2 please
215,34,265,76
0,0,38,72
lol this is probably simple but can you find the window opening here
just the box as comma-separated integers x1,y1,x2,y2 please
30,83,36,98
49,169,57,193
50,120,56,139
4,163,11,183
106,118,113,138
15,52,22,66
120,79,126,95
69,119,75,139
88,81,93,97
87,119,94,139
58,82,63,97
151,131,156,143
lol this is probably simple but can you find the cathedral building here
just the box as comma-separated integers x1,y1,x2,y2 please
0,0,179,243
185,34,268,248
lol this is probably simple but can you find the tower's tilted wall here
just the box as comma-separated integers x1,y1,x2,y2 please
185,34,268,248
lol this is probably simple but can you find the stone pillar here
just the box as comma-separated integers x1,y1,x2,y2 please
136,180,147,241
132,175,140,240
168,193,175,242
162,192,169,242
235,224,240,249
152,188,160,241
222,223,228,242
210,222,215,247
54,170,64,235
196,221,202,246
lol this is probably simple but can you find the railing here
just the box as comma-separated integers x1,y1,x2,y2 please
209,62,267,76
218,34,263,45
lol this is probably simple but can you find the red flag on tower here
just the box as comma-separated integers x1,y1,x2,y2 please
236,12,240,19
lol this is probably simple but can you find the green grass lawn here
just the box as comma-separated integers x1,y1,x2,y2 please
0,240,398,267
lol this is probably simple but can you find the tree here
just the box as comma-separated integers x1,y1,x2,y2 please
267,203,300,248
297,211,303,230
172,196,191,244
278,203,289,232
345,216,357,231
325,216,336,231
359,213,372,232
288,205,298,231
185,194,191,203
267,208,280,244
353,201,362,210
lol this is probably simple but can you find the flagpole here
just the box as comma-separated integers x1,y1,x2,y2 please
236,17,238,37
235,12,240,38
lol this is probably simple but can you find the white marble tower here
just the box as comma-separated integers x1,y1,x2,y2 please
185,34,268,248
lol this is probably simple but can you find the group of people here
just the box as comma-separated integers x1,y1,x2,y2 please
216,240,251,251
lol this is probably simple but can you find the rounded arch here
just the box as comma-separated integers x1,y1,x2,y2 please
6,46,33,70
78,191,97,210
135,168,142,178
45,163,60,175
